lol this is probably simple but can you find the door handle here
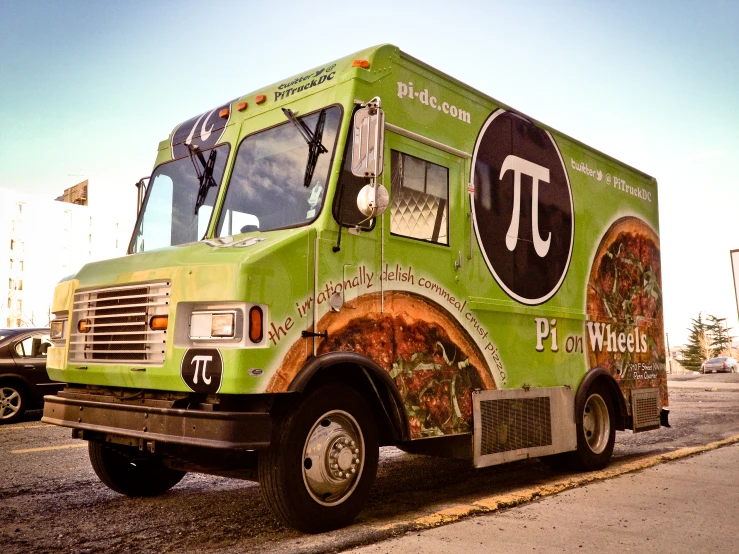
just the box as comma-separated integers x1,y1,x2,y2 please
454,250,462,271
24,365,35,369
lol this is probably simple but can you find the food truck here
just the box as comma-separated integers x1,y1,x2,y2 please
42,44,667,532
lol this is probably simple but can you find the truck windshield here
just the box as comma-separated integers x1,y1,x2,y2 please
216,106,342,236
130,144,229,253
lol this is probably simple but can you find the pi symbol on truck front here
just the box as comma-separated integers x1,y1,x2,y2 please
471,109,574,306
181,349,223,393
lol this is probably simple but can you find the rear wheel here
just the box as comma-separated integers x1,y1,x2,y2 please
571,382,616,470
258,383,379,533
544,381,615,471
89,442,186,496
0,383,28,424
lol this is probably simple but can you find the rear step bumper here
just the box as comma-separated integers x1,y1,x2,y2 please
42,394,272,451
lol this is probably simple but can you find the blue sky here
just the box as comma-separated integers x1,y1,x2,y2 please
1,0,738,345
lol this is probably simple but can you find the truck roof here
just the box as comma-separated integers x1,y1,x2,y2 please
165,44,655,183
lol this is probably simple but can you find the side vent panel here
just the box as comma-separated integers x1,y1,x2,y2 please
631,388,661,432
479,396,552,456
473,387,576,468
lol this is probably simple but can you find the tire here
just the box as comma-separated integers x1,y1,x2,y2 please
258,383,379,533
89,442,186,496
0,382,28,424
569,381,616,470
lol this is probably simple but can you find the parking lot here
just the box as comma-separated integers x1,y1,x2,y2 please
2,374,739,554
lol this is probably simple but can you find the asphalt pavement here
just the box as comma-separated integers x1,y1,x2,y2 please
349,441,739,554
4,375,739,553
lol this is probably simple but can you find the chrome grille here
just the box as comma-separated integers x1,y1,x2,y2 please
70,281,170,365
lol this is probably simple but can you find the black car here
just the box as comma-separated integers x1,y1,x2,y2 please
0,328,64,424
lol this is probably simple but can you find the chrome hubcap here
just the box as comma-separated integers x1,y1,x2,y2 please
583,393,610,454
0,387,21,419
302,410,364,506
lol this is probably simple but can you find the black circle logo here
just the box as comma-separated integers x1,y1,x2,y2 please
471,110,573,305
181,348,223,393
171,100,235,159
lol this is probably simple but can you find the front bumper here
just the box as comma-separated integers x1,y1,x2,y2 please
42,394,272,451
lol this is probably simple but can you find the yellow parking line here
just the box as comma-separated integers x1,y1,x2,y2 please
374,433,739,532
11,443,88,454
0,424,47,432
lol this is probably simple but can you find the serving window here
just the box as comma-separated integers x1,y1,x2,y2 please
390,150,449,245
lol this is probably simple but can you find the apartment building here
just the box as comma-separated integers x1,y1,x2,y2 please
0,184,130,328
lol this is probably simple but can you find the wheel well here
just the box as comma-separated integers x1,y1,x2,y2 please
576,369,628,431
287,353,409,445
0,376,29,396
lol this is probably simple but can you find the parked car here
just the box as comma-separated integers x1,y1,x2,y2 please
701,356,738,374
0,328,64,423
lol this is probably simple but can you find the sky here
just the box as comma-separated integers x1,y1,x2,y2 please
1,0,738,345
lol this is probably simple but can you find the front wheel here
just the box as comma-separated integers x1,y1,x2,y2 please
0,383,28,424
89,442,186,496
258,384,379,533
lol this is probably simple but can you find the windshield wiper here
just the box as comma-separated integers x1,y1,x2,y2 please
282,108,327,187
186,144,218,214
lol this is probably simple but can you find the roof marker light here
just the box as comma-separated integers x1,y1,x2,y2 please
219,108,230,118
352,59,370,69
255,95,266,104
237,101,248,111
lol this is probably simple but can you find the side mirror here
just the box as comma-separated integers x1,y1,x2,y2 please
357,183,389,217
351,98,385,178
135,176,150,216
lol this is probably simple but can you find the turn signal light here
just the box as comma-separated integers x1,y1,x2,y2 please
352,59,370,69
78,319,92,333
249,306,263,343
150,315,169,331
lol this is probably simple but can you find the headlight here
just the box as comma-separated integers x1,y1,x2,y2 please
190,311,236,339
174,302,267,348
50,318,67,342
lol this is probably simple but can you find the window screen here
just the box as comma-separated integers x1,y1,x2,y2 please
390,151,449,245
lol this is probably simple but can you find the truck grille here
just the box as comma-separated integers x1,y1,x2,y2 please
69,281,170,365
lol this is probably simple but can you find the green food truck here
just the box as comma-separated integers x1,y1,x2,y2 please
42,44,668,532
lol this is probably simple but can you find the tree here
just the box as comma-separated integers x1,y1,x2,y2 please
682,313,711,370
683,313,735,371
706,315,734,357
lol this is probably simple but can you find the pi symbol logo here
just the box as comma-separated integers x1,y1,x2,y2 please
471,110,574,305
181,349,223,393
170,99,237,159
